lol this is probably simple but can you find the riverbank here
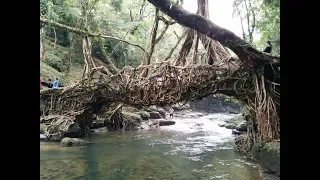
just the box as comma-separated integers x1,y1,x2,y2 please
40,95,280,179
40,112,265,180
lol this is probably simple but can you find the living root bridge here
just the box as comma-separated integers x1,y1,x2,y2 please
41,62,236,113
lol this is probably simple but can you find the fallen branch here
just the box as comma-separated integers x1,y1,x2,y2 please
40,17,146,53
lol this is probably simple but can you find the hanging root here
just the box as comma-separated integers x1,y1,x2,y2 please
44,114,76,141
235,72,280,154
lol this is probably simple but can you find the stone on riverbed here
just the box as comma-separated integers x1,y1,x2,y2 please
149,111,162,119
90,127,108,134
236,122,247,131
60,137,89,146
159,120,175,126
122,111,142,122
140,111,150,120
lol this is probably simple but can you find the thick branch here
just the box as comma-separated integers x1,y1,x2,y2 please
155,23,169,44
145,8,160,65
40,17,146,53
146,0,279,67
192,32,199,64
165,30,187,61
175,29,194,66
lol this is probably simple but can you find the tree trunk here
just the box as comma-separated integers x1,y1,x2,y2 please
192,32,199,64
164,30,187,61
82,36,97,79
146,0,279,67
40,28,45,61
174,29,194,66
40,17,146,53
99,39,118,74
141,8,160,77
145,8,160,66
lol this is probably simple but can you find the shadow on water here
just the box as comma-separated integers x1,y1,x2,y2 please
40,113,263,180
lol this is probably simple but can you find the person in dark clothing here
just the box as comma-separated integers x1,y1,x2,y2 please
263,41,272,53
41,79,52,88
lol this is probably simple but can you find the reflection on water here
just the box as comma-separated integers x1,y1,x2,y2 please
40,113,263,180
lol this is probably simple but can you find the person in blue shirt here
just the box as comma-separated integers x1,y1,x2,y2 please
52,78,60,88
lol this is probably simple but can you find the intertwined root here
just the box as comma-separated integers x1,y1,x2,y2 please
40,63,280,144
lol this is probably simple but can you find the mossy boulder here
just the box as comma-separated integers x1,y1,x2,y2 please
251,142,280,175
60,137,89,146
64,123,82,138
149,111,162,119
140,111,150,120
122,111,142,123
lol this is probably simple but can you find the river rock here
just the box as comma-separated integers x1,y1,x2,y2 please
172,103,190,111
122,111,142,122
146,105,157,112
64,123,82,138
157,108,166,119
236,122,248,131
232,130,242,135
251,142,280,176
140,111,150,120
40,134,46,140
149,111,162,119
225,123,237,129
91,127,108,134
158,120,175,126
60,137,89,146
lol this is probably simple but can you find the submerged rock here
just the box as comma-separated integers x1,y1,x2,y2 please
60,137,89,146
91,127,108,134
158,120,175,126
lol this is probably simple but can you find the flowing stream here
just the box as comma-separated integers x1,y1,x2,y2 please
40,112,263,180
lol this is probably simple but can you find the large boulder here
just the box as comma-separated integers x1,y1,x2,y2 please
140,111,150,120
40,134,46,140
60,137,89,146
251,142,280,176
149,111,162,119
122,111,142,123
64,123,82,138
157,108,166,119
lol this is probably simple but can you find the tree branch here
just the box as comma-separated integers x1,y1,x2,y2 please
146,0,279,67
40,17,146,53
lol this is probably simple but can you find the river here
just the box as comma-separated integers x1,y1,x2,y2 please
40,112,263,180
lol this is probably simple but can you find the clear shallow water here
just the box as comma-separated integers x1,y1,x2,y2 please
40,113,263,180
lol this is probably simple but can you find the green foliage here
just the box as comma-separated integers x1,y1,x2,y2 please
255,0,280,54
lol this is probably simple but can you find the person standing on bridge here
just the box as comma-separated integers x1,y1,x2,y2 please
52,78,60,88
263,41,272,53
